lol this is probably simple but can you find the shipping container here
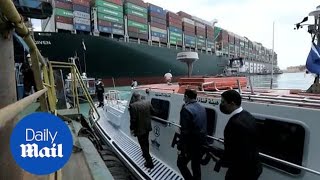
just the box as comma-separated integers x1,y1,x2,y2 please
112,22,124,29
196,28,206,36
55,0,72,11
98,19,112,27
73,4,90,13
112,28,124,35
151,26,167,34
72,0,90,7
182,17,195,26
124,2,147,13
149,16,166,25
150,22,166,30
97,6,124,18
151,36,167,43
127,14,147,24
151,31,166,39
168,26,182,33
127,20,148,30
228,35,234,44
177,11,192,19
125,8,147,18
149,11,166,20
104,0,122,6
182,23,195,30
167,21,182,28
170,32,182,39
166,11,180,20
74,17,90,25
185,34,195,40
195,22,205,29
56,22,74,30
184,31,195,36
98,25,112,33
128,26,147,33
191,16,211,26
73,11,90,19
95,0,123,12
55,8,73,18
124,0,148,8
55,15,73,24
147,3,165,15
197,34,205,39
206,26,214,35
183,26,195,33
98,13,123,24
139,33,148,40
128,31,139,38
56,0,72,3
74,23,90,31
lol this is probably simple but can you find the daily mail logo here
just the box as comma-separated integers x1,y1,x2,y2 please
20,129,63,158
10,113,73,175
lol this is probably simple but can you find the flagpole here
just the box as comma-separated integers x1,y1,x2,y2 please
270,21,275,89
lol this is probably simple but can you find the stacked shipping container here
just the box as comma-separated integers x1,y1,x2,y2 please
125,0,148,40
220,29,228,53
148,3,167,43
228,32,235,55
179,11,195,48
46,0,275,65
195,22,206,50
206,25,214,51
92,0,124,35
166,12,182,46
73,0,91,32
54,0,74,31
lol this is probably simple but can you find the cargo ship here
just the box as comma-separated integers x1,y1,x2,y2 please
34,0,279,86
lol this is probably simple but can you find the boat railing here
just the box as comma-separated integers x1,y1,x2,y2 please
204,91,320,108
151,116,320,177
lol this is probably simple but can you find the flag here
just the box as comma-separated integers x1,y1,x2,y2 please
306,42,320,74
82,40,86,51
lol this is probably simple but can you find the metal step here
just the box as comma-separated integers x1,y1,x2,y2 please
96,109,183,180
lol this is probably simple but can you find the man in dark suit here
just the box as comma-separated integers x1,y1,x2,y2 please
177,89,207,180
218,90,262,180
129,92,154,169
95,79,104,108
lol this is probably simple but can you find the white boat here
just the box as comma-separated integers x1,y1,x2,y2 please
88,6,320,180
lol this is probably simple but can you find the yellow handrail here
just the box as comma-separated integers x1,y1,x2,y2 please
0,88,47,129
49,61,100,121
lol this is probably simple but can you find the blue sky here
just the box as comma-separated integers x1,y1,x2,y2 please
32,0,319,69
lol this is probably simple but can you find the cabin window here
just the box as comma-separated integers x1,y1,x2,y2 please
206,108,217,144
151,98,170,120
256,118,305,175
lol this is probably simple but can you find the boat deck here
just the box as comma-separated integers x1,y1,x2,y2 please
96,108,183,180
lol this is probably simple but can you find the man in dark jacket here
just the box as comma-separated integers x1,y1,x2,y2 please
177,89,207,180
95,79,104,107
219,90,262,180
129,92,154,169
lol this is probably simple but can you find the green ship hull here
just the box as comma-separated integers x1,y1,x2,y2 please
34,32,228,86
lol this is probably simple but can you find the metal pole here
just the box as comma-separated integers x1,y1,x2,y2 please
0,32,16,109
270,21,275,89
316,16,320,83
